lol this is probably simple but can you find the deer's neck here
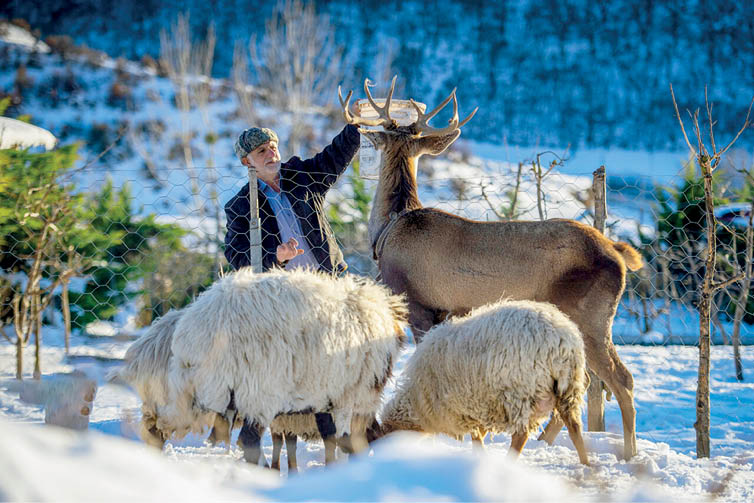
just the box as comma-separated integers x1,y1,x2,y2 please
368,151,423,245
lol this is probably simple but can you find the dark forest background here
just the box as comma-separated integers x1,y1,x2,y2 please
4,0,754,150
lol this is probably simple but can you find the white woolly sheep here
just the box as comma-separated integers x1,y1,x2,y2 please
159,267,408,465
379,299,590,465
113,306,383,468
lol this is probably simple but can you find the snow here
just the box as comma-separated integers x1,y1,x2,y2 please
1,325,753,502
1,21,753,503
0,21,50,53
0,116,58,150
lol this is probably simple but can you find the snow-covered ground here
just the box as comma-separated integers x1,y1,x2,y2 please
1,325,752,502
2,21,754,503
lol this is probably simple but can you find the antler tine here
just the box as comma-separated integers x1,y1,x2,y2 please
338,85,354,122
458,106,479,129
361,77,396,128
338,80,395,128
421,88,456,123
384,75,397,114
414,88,477,137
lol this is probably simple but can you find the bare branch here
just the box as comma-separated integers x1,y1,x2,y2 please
717,95,754,159
711,273,745,292
706,86,717,155
670,83,697,156
479,181,505,220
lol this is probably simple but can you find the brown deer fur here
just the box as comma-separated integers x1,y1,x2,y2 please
340,78,643,460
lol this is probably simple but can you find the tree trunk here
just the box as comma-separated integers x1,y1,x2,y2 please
695,159,715,459
730,201,752,381
588,166,607,432
15,331,23,380
62,280,71,354
34,294,42,380
696,290,712,458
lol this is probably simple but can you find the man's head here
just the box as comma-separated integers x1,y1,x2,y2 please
235,127,282,184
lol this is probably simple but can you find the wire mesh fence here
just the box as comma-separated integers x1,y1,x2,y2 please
1,150,752,371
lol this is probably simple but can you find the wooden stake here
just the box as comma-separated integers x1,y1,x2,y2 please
247,166,263,273
588,165,607,432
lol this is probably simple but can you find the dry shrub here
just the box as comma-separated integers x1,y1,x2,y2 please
108,81,133,110
45,35,77,58
14,63,34,93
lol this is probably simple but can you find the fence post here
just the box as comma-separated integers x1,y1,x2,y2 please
247,167,263,273
588,165,607,432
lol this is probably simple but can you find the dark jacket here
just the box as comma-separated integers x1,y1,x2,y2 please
224,124,360,273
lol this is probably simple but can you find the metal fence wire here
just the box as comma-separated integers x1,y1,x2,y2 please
1,153,752,354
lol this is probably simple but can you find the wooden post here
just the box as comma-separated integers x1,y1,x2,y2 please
588,166,607,432
247,166,263,273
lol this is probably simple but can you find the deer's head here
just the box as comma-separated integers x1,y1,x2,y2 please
338,76,477,160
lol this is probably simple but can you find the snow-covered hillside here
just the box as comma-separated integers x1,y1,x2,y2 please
2,21,753,345
5,0,754,151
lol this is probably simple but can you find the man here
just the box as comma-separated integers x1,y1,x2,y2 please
224,120,360,273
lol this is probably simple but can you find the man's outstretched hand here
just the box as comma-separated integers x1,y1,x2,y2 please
276,237,304,263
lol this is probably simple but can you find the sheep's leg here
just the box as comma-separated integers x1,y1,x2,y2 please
336,430,368,456
270,431,283,470
508,432,528,460
208,413,232,447
140,417,168,449
315,412,337,465
538,415,564,444
285,433,298,473
349,430,369,454
471,429,487,452
238,418,268,467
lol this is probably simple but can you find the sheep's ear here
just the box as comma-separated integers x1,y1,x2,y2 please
359,130,388,151
410,130,461,157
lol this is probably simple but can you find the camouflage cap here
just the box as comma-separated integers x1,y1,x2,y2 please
234,127,279,159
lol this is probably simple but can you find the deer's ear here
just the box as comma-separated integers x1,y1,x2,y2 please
359,130,389,151
411,130,461,157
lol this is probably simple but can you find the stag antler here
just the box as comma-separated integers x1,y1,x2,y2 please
338,76,398,129
410,88,478,137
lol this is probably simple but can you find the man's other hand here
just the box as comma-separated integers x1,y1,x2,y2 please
276,237,304,263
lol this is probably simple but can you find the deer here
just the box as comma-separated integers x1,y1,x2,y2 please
337,76,644,460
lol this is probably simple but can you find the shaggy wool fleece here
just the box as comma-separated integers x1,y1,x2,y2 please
162,268,407,437
114,309,183,420
381,299,586,438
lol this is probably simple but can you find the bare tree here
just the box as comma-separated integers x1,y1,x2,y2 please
670,84,753,458
248,0,350,154
159,13,217,217
3,193,66,379
231,40,257,125
159,13,224,272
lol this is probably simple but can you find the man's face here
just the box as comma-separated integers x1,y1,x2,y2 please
245,140,281,184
